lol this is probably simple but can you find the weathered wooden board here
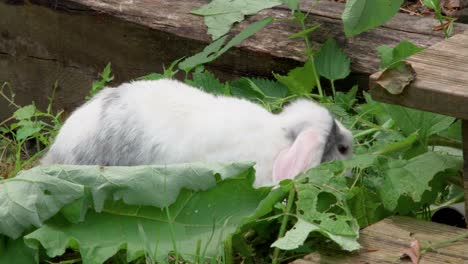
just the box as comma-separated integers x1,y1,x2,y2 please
292,216,468,264
32,0,468,75
2,0,468,119
370,32,468,120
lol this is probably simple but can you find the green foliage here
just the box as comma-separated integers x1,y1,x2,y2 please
138,59,182,81
0,236,37,264
377,152,461,214
423,0,455,38
186,70,230,96
192,0,281,40
87,63,114,100
382,104,455,144
282,0,301,12
342,0,404,37
315,38,351,81
0,173,84,239
377,41,425,70
0,83,63,177
179,17,273,73
6,163,278,263
274,60,317,95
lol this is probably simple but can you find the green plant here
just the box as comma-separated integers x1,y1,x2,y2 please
0,82,63,178
423,0,456,38
87,63,114,100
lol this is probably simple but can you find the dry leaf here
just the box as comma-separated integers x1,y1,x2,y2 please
375,62,416,95
443,0,461,10
400,240,421,264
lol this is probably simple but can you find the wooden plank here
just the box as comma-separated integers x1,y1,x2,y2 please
33,0,468,75
370,32,468,120
291,216,468,264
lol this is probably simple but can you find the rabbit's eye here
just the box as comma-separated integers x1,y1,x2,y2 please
338,144,348,155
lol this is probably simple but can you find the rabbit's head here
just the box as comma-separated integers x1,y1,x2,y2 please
273,100,353,182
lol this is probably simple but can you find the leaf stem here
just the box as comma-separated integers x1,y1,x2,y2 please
299,15,323,98
224,234,233,264
165,207,179,263
272,187,296,264
428,135,462,149
422,232,468,254
331,79,336,97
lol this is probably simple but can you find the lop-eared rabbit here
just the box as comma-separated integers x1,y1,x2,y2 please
41,79,353,187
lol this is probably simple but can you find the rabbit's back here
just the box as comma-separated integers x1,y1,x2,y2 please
42,79,288,173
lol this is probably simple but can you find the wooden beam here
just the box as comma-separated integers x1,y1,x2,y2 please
370,33,468,120
25,0,468,75
292,216,468,263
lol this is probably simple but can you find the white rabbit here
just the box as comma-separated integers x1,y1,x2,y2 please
41,79,353,187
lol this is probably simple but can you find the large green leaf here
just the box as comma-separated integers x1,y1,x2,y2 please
34,162,256,212
274,60,317,95
346,187,388,228
13,105,36,120
315,38,351,81
272,218,360,251
25,169,278,263
382,104,455,142
342,0,404,37
0,173,84,239
378,152,461,213
192,0,281,40
0,236,38,264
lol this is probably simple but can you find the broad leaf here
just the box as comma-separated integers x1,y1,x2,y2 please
25,170,278,263
186,71,229,95
378,152,461,213
0,173,84,239
346,187,388,228
15,120,42,141
377,41,424,70
342,0,404,37
0,236,38,264
272,218,360,251
282,0,301,12
35,162,256,212
315,38,351,81
192,0,281,39
335,85,358,111
383,104,455,142
13,105,36,120
274,60,317,95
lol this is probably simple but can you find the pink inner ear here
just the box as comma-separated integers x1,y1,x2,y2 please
273,128,324,182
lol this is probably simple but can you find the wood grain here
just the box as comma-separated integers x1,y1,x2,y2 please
292,216,468,264
370,32,468,120
31,0,468,75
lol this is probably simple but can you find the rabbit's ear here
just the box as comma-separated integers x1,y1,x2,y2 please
273,128,325,182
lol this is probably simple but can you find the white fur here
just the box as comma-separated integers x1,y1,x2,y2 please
42,79,352,187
